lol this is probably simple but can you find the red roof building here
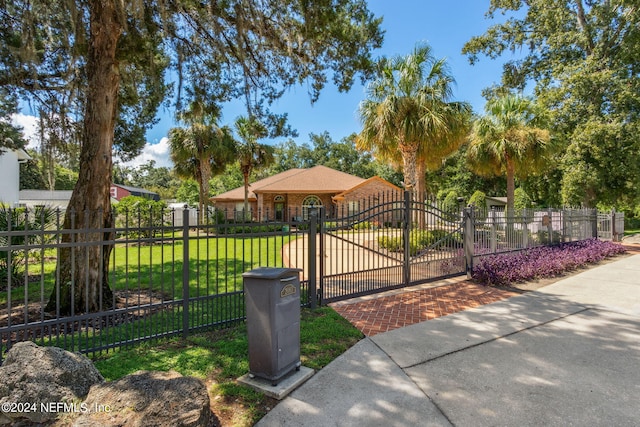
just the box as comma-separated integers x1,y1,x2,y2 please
211,165,401,221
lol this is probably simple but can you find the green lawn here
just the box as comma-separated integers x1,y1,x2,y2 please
109,233,290,296
624,228,639,236
2,233,291,306
2,233,294,356
93,307,363,427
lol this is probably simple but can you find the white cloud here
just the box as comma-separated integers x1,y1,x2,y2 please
10,113,40,149
121,137,173,169
10,113,174,169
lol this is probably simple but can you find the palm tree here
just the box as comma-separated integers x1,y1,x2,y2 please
234,116,275,217
467,94,551,217
168,102,235,222
357,43,471,195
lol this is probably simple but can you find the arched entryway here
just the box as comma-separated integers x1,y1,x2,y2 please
274,195,285,221
302,195,323,220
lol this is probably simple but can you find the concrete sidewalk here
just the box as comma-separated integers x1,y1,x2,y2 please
257,254,640,426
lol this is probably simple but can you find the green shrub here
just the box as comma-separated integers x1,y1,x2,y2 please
211,208,226,224
353,221,379,230
377,229,461,255
377,235,403,252
468,190,486,209
625,216,640,230
442,190,460,214
1,205,57,286
535,229,563,245
514,187,533,210
216,222,286,234
114,196,167,238
468,190,487,221
513,188,534,222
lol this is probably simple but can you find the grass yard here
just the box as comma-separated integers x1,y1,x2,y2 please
1,233,294,357
624,228,640,236
93,307,363,427
109,233,290,297
1,233,291,306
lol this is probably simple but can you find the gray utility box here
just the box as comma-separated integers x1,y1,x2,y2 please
243,267,303,385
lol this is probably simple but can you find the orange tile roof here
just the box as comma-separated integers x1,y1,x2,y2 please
211,168,304,201
255,165,365,193
211,165,367,201
332,176,402,201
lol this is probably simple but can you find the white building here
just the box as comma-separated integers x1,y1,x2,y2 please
18,190,73,209
0,148,31,207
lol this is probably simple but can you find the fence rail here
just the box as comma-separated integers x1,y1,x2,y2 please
472,207,601,255
0,206,307,363
0,199,625,362
597,210,625,242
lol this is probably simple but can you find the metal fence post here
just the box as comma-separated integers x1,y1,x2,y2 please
522,211,529,249
490,207,497,253
547,207,554,244
611,209,616,241
308,207,317,309
464,206,475,279
403,191,411,287
182,207,190,338
318,207,325,307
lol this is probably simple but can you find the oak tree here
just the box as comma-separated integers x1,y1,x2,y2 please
463,0,640,207
1,0,383,313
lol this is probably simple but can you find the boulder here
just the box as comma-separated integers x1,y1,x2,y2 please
0,341,104,425
73,370,211,427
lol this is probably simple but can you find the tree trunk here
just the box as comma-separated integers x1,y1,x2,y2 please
243,168,250,220
196,177,205,225
46,0,122,315
200,154,212,225
194,166,204,226
416,161,427,229
399,142,418,193
505,155,516,220
194,156,211,226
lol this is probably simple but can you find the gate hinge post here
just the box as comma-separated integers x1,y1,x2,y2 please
403,191,412,286
308,207,318,309
182,207,190,338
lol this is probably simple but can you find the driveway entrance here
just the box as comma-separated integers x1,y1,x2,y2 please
283,192,467,305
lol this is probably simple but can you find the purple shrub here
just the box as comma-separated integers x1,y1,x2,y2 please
472,239,627,286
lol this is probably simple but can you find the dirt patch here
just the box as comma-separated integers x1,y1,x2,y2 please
0,290,171,344
204,375,277,427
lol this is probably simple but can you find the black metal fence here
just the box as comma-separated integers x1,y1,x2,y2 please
0,205,308,363
465,205,623,273
472,207,598,253
0,197,623,362
310,192,467,304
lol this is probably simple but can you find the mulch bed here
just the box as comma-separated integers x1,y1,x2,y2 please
0,290,170,345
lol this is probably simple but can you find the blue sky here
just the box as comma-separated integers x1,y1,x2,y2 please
147,0,515,143
16,1,520,168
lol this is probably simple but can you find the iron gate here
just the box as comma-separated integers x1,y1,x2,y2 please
314,191,466,304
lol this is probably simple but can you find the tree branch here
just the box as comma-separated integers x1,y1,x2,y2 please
574,0,595,55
